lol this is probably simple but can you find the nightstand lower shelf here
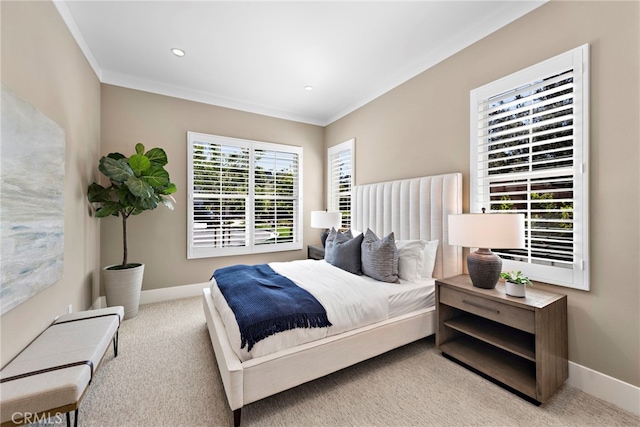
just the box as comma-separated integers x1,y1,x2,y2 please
440,336,537,399
444,315,535,361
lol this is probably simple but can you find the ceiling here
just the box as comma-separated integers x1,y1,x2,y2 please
55,1,546,126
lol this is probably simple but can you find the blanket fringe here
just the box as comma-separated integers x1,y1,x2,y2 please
242,314,331,351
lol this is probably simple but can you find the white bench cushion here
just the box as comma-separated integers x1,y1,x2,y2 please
0,307,123,424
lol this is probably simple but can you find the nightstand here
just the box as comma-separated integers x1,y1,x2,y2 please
307,245,325,260
436,274,568,404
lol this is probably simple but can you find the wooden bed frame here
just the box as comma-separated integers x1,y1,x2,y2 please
202,173,463,426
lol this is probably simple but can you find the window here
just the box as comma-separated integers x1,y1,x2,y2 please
187,132,302,258
470,45,589,290
327,139,354,230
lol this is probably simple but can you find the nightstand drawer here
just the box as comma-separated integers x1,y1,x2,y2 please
440,286,534,333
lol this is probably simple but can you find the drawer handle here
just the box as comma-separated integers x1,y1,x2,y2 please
462,299,500,314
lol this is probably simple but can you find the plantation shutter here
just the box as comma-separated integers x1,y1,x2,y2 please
188,133,302,258
254,146,300,246
470,45,589,290
327,139,354,230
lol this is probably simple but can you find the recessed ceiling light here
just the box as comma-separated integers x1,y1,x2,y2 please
171,48,185,57
304,86,313,91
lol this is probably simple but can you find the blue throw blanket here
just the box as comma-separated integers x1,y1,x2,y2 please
213,264,332,351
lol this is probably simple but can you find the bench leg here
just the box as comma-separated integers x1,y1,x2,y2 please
113,330,119,357
65,409,78,427
233,408,241,427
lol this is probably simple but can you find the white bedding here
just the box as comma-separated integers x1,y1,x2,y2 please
209,259,435,362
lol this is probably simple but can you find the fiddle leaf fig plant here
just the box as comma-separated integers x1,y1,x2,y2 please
88,143,177,269
500,270,532,286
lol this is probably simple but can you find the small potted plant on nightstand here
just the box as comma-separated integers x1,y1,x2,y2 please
500,271,531,298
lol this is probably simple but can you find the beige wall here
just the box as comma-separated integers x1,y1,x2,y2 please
100,85,325,291
326,1,640,387
0,1,102,367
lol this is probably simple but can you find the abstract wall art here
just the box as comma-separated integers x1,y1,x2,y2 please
1,84,65,314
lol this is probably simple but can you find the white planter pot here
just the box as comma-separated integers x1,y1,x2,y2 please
505,280,526,298
103,263,144,319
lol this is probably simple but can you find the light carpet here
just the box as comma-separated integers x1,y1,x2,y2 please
30,296,639,426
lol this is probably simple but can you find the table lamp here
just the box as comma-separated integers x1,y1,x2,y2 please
310,210,341,246
448,210,525,289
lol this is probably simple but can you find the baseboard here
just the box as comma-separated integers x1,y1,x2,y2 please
567,361,640,416
93,282,639,417
90,282,207,310
139,282,208,305
92,296,106,310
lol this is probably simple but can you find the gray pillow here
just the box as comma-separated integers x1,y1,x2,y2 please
324,228,353,264
329,233,364,275
361,229,399,283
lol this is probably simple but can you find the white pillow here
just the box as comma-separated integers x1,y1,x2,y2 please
421,240,439,279
396,240,426,282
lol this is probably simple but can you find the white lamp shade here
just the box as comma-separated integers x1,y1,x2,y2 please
448,213,525,249
310,211,341,229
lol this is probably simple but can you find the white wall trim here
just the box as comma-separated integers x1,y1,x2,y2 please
90,282,208,310
139,282,209,305
567,361,640,416
91,296,106,310
93,283,639,416
101,70,324,126
52,1,102,81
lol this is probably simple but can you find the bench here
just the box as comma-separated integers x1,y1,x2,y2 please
0,306,124,427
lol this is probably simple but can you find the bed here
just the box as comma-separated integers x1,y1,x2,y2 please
202,172,462,426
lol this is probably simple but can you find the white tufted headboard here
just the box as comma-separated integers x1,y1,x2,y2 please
351,173,463,279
